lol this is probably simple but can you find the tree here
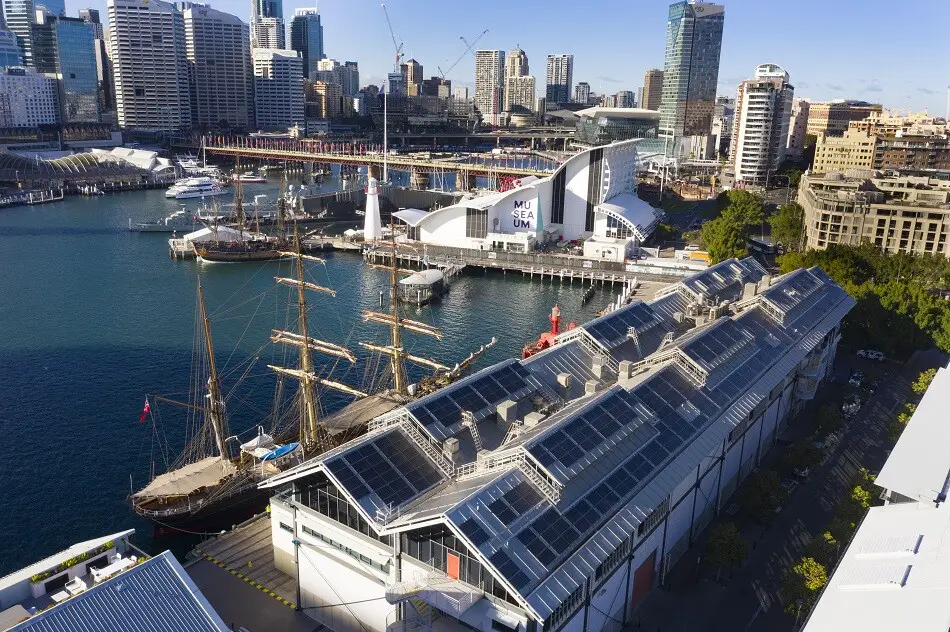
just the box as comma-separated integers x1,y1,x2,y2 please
912,368,937,396
783,441,822,472
769,203,804,252
704,522,748,581
816,402,844,436
804,532,839,568
781,557,828,616
701,216,748,264
738,470,786,524
722,189,764,230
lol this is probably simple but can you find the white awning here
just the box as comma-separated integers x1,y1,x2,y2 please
596,192,660,242
392,208,428,227
133,456,236,500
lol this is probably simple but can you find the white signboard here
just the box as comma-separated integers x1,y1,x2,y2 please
497,188,542,233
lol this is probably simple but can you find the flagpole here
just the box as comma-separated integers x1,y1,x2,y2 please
383,86,389,184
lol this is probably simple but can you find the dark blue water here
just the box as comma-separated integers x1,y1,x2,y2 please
0,180,603,574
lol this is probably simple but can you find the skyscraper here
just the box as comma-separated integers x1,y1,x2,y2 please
108,0,191,131
474,49,503,125
79,7,112,114
573,81,590,104
659,1,725,142
615,90,635,108
253,48,303,130
503,46,529,112
251,0,283,48
401,58,422,95
3,0,35,66
78,9,102,38
641,68,663,110
31,13,99,122
341,61,359,97
0,28,22,67
545,54,572,105
731,64,794,185
184,5,251,128
290,8,323,78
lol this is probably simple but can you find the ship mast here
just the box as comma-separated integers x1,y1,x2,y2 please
198,280,229,459
233,160,245,240
276,171,287,236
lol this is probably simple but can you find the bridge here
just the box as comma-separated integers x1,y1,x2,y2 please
202,137,556,179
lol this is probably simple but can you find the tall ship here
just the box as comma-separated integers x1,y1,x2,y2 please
131,230,494,532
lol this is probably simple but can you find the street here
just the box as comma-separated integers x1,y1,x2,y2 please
630,348,947,632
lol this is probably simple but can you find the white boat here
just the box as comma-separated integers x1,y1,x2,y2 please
166,177,226,199
233,171,266,183
130,208,200,233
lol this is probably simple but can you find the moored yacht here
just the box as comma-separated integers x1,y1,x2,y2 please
166,177,226,199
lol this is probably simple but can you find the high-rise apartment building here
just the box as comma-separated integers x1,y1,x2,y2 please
401,58,422,95
474,49,503,125
183,5,251,128
32,12,100,122
253,48,303,130
785,98,809,158
805,100,883,137
506,75,535,112
108,0,191,131
502,46,528,111
290,8,323,79
659,1,725,142
250,0,283,48
0,29,22,67
305,79,339,119
615,90,635,108
80,7,112,115
0,66,58,125
573,81,590,104
341,61,359,97
730,64,794,185
3,0,35,66
545,53,572,104
641,68,663,110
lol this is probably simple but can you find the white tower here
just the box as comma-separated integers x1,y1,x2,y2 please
363,177,383,241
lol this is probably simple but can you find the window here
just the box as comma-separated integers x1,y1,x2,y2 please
301,525,389,573
279,522,293,533
595,537,631,581
465,207,488,239
544,583,585,631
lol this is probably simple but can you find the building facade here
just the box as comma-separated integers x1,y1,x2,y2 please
183,5,252,129
811,129,876,173
0,28,22,67
503,46,528,112
108,0,191,131
659,1,725,145
290,8,324,79
573,81,590,105
504,46,528,81
804,100,882,137
262,259,853,632
730,64,794,186
305,79,340,119
0,66,58,126
785,98,810,159
474,49,503,126
2,0,34,67
505,75,535,113
250,0,283,48
641,68,663,111
401,58,422,96
799,172,950,255
615,90,635,109
253,48,303,130
545,53,572,105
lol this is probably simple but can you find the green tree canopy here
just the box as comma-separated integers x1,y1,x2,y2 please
738,470,786,524
782,557,828,616
701,216,748,263
705,522,748,580
816,402,844,436
783,441,822,472
769,202,804,252
912,368,938,396
723,189,765,230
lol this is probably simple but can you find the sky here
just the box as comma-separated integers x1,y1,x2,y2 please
82,0,948,115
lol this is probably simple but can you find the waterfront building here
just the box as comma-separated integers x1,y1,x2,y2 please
799,172,950,255
804,100,882,137
474,49,503,126
183,5,252,129
0,28,22,68
253,48,304,131
250,0,283,48
804,363,950,631
575,106,661,146
108,0,191,132
659,1,725,148
0,530,229,631
641,68,663,111
786,98,810,159
545,53,572,105
290,8,323,79
503,46,528,112
2,0,35,67
0,66,57,126
573,81,590,104
262,257,853,632
811,129,876,173
505,75,535,113
731,64,794,186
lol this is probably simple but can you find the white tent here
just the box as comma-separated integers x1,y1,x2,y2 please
180,225,246,244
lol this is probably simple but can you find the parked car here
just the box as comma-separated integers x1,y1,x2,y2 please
793,466,811,479
685,244,700,251
857,349,886,361
848,370,865,387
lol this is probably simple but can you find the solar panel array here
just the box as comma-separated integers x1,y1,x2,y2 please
681,318,755,373
407,361,540,441
487,480,544,526
528,388,657,480
584,302,664,350
325,428,444,514
683,259,765,302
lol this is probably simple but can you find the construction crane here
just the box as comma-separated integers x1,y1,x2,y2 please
380,3,405,184
381,3,404,71
437,29,489,82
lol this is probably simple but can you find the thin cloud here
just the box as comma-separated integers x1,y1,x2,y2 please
918,87,937,95
797,81,809,89
598,75,621,84
826,83,844,91
863,85,883,93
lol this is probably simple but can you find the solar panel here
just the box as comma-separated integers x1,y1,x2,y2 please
326,460,369,499
459,518,491,547
489,550,531,591
451,384,487,412
503,481,543,514
564,418,602,451
493,365,526,392
587,482,621,512
605,467,635,496
587,407,624,439
563,499,600,533
624,454,653,481
517,528,557,566
476,377,509,406
488,497,518,525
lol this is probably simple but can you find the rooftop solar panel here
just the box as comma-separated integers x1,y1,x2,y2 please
488,497,518,525
503,481,544,514
562,499,600,533
517,527,557,566
489,550,532,591
459,518,491,546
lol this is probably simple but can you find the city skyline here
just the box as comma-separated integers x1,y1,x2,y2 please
57,0,949,116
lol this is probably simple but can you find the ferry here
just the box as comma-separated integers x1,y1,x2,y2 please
166,177,227,199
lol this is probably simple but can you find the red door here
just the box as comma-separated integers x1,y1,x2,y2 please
447,552,460,580
630,551,656,609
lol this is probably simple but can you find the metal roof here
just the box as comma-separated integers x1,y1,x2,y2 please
875,364,950,504
9,552,229,632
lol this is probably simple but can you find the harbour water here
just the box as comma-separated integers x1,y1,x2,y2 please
0,178,609,574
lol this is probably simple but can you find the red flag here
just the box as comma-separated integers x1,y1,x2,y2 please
139,397,151,423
